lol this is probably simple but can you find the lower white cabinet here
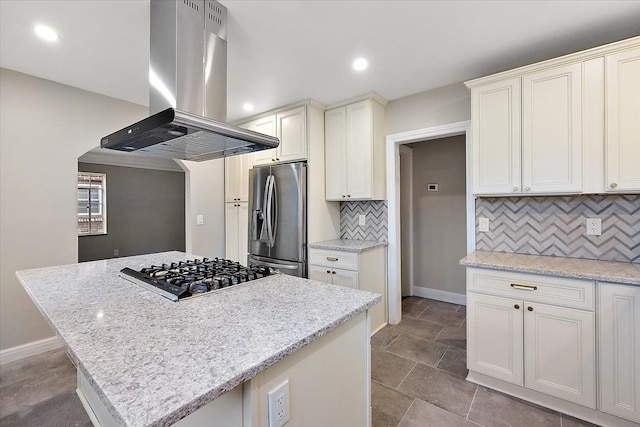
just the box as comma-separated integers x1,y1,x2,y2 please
309,245,387,334
225,202,248,266
467,268,596,408
599,282,640,423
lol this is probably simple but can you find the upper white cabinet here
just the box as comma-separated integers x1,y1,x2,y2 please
605,47,640,192
324,98,386,201
522,63,583,194
598,282,640,423
471,77,521,194
468,36,640,195
251,106,307,165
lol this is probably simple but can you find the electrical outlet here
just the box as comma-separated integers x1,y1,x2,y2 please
479,217,490,232
586,218,602,236
196,214,204,226
358,214,366,226
268,380,290,427
113,249,119,257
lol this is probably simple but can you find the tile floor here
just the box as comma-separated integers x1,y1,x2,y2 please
371,296,599,427
0,297,602,426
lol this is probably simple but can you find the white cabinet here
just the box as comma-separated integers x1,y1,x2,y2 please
466,268,596,408
471,77,521,195
598,282,640,423
225,202,248,265
250,106,307,166
324,98,386,201
225,154,252,203
471,64,582,195
309,245,387,334
522,63,583,194
605,47,640,192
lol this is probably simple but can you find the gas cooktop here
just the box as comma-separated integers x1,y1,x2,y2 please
120,257,274,302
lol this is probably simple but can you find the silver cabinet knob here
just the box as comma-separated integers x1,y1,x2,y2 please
513,187,519,192
524,187,530,192
610,183,618,189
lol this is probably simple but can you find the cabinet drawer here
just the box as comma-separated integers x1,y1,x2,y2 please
308,248,358,271
467,268,594,310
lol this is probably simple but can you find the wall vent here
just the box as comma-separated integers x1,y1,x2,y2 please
183,0,199,12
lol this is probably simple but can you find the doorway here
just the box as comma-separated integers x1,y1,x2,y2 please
386,121,474,324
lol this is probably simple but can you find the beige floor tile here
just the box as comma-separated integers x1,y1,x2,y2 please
395,317,443,340
419,306,466,328
398,363,477,418
0,391,91,427
398,399,476,427
386,334,448,367
423,298,460,312
371,381,414,427
436,347,468,378
371,326,402,349
371,348,416,389
402,301,427,318
467,386,561,427
560,414,601,427
402,296,426,305
435,324,467,349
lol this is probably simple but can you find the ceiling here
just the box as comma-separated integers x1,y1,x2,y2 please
1,1,639,122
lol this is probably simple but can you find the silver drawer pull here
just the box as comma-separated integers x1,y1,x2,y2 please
511,283,537,291
326,257,339,262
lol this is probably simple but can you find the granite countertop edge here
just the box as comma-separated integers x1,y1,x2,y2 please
308,239,388,253
460,251,640,286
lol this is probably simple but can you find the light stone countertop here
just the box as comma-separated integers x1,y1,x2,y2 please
308,239,388,253
16,251,381,427
460,250,640,286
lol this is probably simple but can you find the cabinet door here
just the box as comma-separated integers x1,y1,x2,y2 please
247,115,277,165
599,283,640,423
605,47,640,192
330,268,359,289
471,78,522,195
225,203,240,263
522,63,583,194
224,154,251,203
309,265,332,283
325,107,348,200
237,203,248,266
524,302,595,408
467,292,524,385
277,106,307,163
345,100,372,199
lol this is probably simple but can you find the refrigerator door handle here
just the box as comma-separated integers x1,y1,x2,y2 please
271,176,278,247
265,175,275,248
260,175,271,242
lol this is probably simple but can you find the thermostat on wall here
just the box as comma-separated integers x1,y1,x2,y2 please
427,183,439,192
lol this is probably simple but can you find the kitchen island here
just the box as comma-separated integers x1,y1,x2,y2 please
16,252,381,427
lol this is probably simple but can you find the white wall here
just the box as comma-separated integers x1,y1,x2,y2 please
385,82,471,135
0,68,147,350
0,68,226,351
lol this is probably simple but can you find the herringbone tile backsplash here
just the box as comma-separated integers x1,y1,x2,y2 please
340,201,388,241
476,195,640,263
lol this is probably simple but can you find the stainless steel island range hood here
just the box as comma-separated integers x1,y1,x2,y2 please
101,0,278,162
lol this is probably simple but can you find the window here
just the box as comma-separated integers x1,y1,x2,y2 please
77,172,106,235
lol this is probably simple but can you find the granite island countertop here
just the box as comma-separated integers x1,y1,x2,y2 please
460,250,640,286
309,239,388,253
16,251,381,427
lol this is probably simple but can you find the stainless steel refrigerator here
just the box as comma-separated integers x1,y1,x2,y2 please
247,162,307,277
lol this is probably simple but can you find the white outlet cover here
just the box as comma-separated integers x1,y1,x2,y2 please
479,217,490,232
196,214,204,226
358,214,366,226
586,218,602,236
268,380,290,427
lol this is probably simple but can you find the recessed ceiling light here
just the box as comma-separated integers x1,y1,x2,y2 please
34,25,58,42
353,57,368,71
243,103,254,112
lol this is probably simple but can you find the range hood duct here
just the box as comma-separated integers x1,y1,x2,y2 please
100,0,278,161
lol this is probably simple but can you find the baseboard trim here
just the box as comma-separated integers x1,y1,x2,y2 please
413,286,466,306
0,336,62,365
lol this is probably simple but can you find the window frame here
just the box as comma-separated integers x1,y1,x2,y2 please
77,172,107,236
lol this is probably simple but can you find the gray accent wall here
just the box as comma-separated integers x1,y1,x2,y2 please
340,201,388,241
78,163,185,262
411,136,467,295
476,195,640,263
